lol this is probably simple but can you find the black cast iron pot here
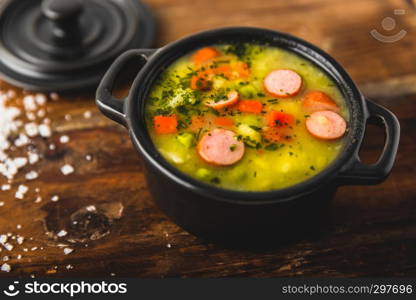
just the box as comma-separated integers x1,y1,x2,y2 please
96,27,400,245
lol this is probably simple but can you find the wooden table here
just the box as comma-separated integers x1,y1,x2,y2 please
0,0,415,278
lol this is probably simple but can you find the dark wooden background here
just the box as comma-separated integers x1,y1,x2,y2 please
0,0,415,278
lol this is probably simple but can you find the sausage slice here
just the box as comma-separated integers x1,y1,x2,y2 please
264,69,302,97
197,129,245,166
303,91,340,113
205,90,239,110
306,111,347,140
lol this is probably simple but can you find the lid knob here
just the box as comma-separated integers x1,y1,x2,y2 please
41,0,84,45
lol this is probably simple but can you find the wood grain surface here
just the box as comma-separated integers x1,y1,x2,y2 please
0,0,415,278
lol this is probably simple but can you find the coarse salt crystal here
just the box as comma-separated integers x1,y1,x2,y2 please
17,237,24,245
60,135,70,144
31,247,38,251
2,256,9,261
14,134,30,147
66,264,73,270
15,185,29,199
38,124,51,137
0,202,4,207
23,95,37,111
25,171,39,180
37,109,46,118
4,243,13,251
0,235,7,244
83,111,92,119
25,122,39,137
63,248,73,255
1,263,11,272
86,205,96,212
1,184,11,191
85,154,92,161
50,92,59,101
34,196,42,203
7,90,16,98
51,195,59,202
14,157,28,168
64,114,72,121
35,94,47,106
16,225,21,230
61,164,74,175
17,255,22,259
26,112,36,121
57,230,67,237
49,144,56,150
28,152,39,164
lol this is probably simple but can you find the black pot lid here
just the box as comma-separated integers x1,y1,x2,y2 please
0,0,156,92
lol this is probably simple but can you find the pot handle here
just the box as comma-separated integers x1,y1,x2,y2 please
337,99,400,185
96,49,156,127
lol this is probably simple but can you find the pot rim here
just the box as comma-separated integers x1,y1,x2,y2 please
126,26,367,205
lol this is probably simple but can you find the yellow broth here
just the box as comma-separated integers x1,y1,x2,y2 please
145,44,349,191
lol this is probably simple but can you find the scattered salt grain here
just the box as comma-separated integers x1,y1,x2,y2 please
17,255,22,259
49,143,56,150
14,157,28,168
85,154,92,161
0,202,4,207
1,184,11,191
86,205,96,212
25,122,39,137
28,152,39,164
38,124,52,137
25,171,39,180
166,243,172,249
66,264,73,270
35,94,47,106
4,243,13,251
83,111,92,119
2,256,9,261
0,235,7,244
64,114,72,121
7,90,16,98
50,92,59,101
31,247,38,251
1,263,11,272
51,195,59,202
23,95,37,111
37,109,46,118
14,134,30,147
16,225,21,230
61,164,74,175
26,112,36,121
59,135,70,144
34,196,42,203
57,230,67,237
15,185,29,199
17,237,24,245
63,248,73,255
